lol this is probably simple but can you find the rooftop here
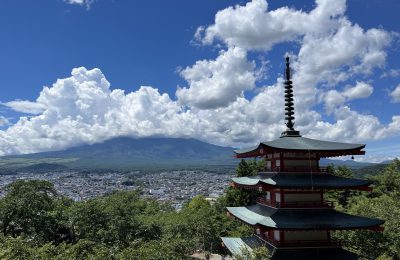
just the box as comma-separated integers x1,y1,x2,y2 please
221,236,358,260
232,172,372,189
227,204,384,230
234,136,365,158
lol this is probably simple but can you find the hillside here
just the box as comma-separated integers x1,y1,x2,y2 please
0,137,236,170
0,137,391,171
319,158,376,168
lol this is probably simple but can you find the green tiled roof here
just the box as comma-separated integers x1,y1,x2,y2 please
232,172,372,189
221,236,264,256
227,204,384,229
221,236,358,260
234,136,365,155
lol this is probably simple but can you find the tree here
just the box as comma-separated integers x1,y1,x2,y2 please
219,158,260,209
220,187,258,208
325,165,355,207
0,180,59,242
372,158,400,196
334,166,353,178
334,159,400,259
0,236,35,260
335,195,399,258
235,246,270,260
236,159,257,177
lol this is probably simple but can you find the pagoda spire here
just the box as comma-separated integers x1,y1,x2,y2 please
281,57,301,137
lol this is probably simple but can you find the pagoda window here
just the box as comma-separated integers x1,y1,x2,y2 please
276,159,281,167
274,230,280,241
266,160,271,170
266,191,271,200
275,192,281,202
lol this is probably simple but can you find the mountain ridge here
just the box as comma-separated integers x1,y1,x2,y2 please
1,137,236,170
0,137,384,170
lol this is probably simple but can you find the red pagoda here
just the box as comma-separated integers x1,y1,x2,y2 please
221,57,384,259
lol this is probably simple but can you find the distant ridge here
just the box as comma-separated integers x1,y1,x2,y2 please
1,137,236,170
319,158,376,168
0,137,386,171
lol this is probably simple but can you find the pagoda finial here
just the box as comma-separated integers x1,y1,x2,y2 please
281,56,301,137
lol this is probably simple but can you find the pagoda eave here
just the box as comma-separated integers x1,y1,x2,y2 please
234,136,366,158
227,205,384,230
235,149,365,158
222,236,359,260
232,182,373,192
231,173,373,190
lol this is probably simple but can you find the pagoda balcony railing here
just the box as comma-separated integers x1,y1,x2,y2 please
260,167,327,173
256,197,334,208
257,235,341,248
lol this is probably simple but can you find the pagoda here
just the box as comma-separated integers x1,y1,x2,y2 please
221,57,384,259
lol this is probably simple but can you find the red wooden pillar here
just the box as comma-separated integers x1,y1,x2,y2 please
320,190,324,205
271,190,275,205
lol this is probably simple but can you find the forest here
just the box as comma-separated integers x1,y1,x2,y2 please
0,159,399,259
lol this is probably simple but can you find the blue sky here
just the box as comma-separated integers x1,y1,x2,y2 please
0,0,399,162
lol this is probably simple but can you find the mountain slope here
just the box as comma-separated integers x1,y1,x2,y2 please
319,158,376,168
2,137,236,169
0,137,388,171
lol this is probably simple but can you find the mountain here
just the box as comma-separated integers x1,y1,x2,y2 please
319,158,376,168
0,137,236,170
0,137,390,171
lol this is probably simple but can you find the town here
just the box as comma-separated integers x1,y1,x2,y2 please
0,169,233,210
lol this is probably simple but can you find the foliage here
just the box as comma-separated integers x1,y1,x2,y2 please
0,180,65,243
371,158,400,196
236,159,255,177
325,165,357,207
234,245,270,260
1,158,398,259
220,159,261,209
236,159,264,177
332,159,400,259
0,179,247,259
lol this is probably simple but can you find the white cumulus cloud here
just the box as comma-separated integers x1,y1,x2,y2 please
3,100,46,115
176,47,257,109
1,0,399,159
0,116,9,127
390,84,400,103
197,0,346,51
0,67,398,156
322,81,373,113
194,0,391,133
342,81,373,100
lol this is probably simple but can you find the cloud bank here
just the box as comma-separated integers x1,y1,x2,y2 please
1,0,399,157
